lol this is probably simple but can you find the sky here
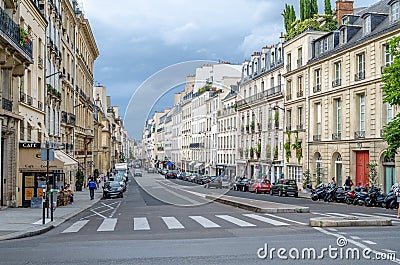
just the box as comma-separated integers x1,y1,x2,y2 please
82,0,378,139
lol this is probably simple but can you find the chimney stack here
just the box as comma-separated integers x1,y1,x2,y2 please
336,0,354,26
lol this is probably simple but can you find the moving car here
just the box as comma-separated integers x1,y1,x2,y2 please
236,178,252,192
165,170,178,179
204,176,222,189
270,179,298,197
134,169,142,177
250,179,271,194
147,167,155,173
102,181,124,199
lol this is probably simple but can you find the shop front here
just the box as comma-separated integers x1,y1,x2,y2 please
19,144,64,207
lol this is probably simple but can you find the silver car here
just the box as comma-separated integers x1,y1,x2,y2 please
134,169,142,177
204,177,222,189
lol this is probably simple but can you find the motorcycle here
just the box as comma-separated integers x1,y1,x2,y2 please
364,188,386,207
383,192,399,209
324,186,347,203
345,190,356,205
311,184,327,201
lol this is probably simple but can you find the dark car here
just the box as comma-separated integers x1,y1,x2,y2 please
236,178,252,192
165,170,178,179
197,175,210,185
270,179,298,197
102,181,124,199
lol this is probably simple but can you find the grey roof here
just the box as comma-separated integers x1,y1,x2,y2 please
309,0,400,64
222,85,238,101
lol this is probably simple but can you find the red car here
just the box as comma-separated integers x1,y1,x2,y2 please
250,179,271,194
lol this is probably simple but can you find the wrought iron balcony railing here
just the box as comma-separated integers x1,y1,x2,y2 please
313,135,321,141
354,71,365,81
332,132,341,140
2,98,12,111
313,84,321,93
332,79,341,88
354,131,365,139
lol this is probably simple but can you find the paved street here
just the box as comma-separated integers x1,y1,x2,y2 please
0,170,399,265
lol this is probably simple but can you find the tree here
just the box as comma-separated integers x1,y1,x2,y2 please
302,169,312,189
381,36,400,157
283,4,297,33
311,0,318,17
300,0,305,21
366,162,378,188
324,0,332,14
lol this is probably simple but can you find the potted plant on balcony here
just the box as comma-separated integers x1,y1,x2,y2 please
273,146,278,159
284,132,292,162
250,121,255,131
19,27,31,46
302,169,311,190
245,124,250,132
249,147,254,158
255,143,261,159
265,144,271,158
274,111,279,128
75,169,84,191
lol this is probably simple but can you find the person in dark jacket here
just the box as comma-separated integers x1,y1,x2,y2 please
88,177,97,200
344,176,353,191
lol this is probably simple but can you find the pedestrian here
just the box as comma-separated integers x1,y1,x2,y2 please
88,177,97,200
344,176,353,191
96,175,101,188
329,177,336,188
392,183,400,218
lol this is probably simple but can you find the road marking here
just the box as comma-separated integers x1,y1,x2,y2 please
101,202,114,210
351,213,375,217
162,217,184,229
326,212,353,217
263,214,307,225
375,213,397,218
97,218,117,232
350,236,361,240
109,201,121,218
327,228,338,232
216,215,256,227
133,217,150,231
243,214,289,226
363,240,377,245
61,220,89,233
189,216,220,228
311,212,335,217
351,213,400,223
33,219,51,225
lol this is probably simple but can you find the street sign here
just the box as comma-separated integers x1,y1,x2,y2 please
41,148,54,161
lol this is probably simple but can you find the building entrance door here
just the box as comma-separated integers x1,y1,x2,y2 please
355,151,369,187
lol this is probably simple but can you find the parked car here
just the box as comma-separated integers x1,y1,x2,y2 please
204,176,222,189
112,175,127,192
134,169,142,177
147,167,155,173
270,179,298,197
197,175,210,185
250,179,271,194
165,170,178,179
183,173,192,181
102,181,124,199
236,178,252,192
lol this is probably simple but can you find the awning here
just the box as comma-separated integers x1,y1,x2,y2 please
166,161,174,166
189,161,196,166
54,150,78,171
194,163,204,168
19,148,64,172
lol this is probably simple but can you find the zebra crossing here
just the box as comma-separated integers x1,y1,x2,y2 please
312,212,400,224
60,213,302,234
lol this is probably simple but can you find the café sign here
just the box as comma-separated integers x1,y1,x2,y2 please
19,142,41,149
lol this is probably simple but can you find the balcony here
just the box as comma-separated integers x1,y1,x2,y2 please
2,98,12,111
20,91,26,102
61,111,68,123
189,143,205,149
296,124,303,130
313,135,321,141
26,95,32,106
332,132,341,140
297,91,303,98
0,7,33,60
286,125,292,131
354,131,365,139
354,71,365,81
37,101,43,111
68,113,76,125
286,94,292,101
313,84,321,93
38,55,43,68
332,79,341,88
274,121,279,129
236,85,282,108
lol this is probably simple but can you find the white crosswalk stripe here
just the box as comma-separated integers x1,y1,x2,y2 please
189,216,220,228
97,218,118,232
62,220,89,233
162,217,184,229
216,215,256,227
311,212,335,217
134,217,150,231
243,214,289,226
263,214,307,225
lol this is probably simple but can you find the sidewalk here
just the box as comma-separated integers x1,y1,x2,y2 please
0,188,102,241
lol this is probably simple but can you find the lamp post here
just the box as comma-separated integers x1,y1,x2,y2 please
271,103,285,180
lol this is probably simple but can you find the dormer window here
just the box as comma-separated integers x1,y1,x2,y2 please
391,1,399,21
364,15,371,34
340,28,346,44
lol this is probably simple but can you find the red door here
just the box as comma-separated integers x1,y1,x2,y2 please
355,151,369,187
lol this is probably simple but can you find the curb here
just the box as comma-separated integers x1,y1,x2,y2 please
206,195,310,213
309,216,392,227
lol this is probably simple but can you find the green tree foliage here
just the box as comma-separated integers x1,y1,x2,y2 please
381,36,400,157
311,0,318,17
366,162,378,188
285,14,337,41
324,0,332,14
282,4,297,33
300,0,305,21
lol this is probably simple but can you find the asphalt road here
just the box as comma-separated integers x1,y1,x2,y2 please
0,170,398,265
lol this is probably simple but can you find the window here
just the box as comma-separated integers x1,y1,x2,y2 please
314,103,321,141
386,103,393,124
297,76,303,97
324,38,328,51
364,15,371,34
297,47,303,67
384,44,394,66
297,107,303,129
288,166,302,183
333,61,341,87
360,94,365,132
270,77,274,88
261,81,265,92
27,124,32,141
20,121,24,140
391,1,399,21
287,109,292,131
314,69,321,92
356,53,365,80
286,80,292,99
336,99,342,135
287,53,291,71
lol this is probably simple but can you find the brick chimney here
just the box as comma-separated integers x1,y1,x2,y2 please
336,0,354,26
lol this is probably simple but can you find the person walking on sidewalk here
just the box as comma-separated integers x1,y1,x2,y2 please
88,177,97,200
344,176,353,191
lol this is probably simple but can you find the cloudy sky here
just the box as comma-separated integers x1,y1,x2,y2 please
82,0,378,139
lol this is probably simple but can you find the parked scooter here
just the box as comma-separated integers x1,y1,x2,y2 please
324,186,347,203
383,191,399,209
311,184,327,201
345,190,357,205
365,188,386,207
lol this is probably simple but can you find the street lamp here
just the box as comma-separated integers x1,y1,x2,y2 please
269,103,286,181
45,71,66,79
